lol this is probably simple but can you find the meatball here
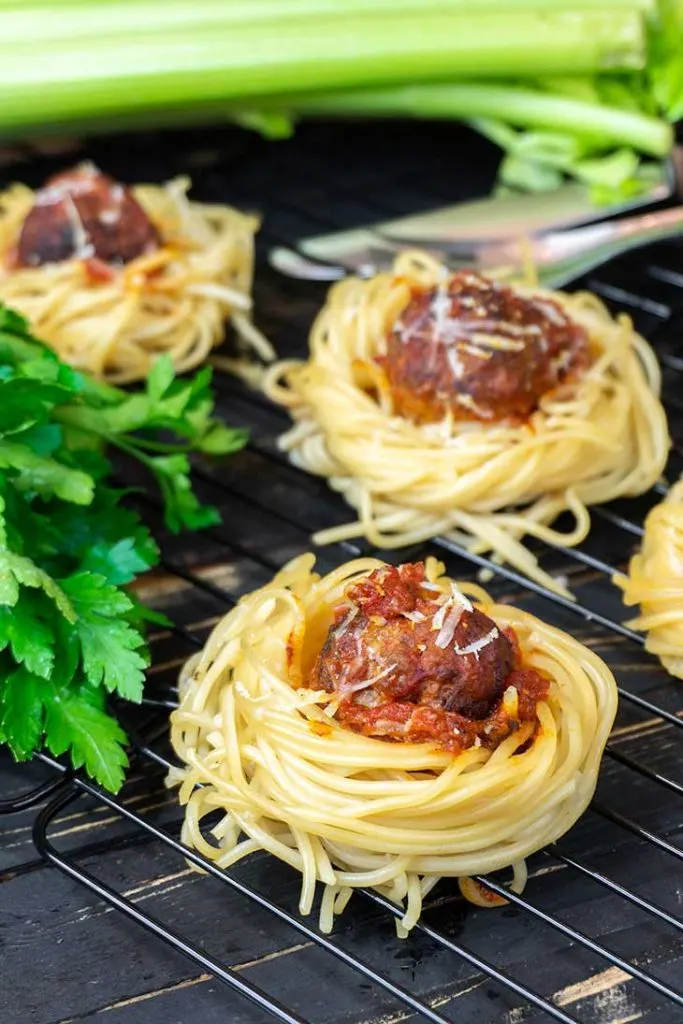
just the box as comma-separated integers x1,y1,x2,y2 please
15,163,159,269
309,563,548,753
383,271,590,424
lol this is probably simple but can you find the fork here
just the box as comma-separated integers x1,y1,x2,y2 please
270,202,683,289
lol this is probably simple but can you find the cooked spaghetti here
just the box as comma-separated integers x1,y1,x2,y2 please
0,163,272,383
263,252,668,595
615,480,683,679
169,554,617,934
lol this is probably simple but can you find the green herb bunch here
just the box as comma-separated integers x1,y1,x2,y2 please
0,307,247,790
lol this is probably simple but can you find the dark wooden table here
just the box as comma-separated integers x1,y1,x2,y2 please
1,121,682,1024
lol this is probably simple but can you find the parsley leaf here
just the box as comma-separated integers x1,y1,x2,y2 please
82,536,157,587
0,665,47,761
0,547,76,618
0,438,94,504
44,681,130,793
61,572,148,702
146,453,221,532
0,592,54,679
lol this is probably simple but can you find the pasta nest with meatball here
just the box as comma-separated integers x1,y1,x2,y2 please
0,163,272,383
170,554,617,935
264,251,668,595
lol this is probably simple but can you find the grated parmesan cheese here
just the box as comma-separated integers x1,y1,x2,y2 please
431,601,450,631
454,627,499,659
456,393,495,419
435,603,464,649
502,686,519,717
323,697,341,717
335,604,359,637
341,662,397,695
537,300,567,327
99,207,121,226
470,332,525,352
63,193,94,260
431,281,452,342
460,343,492,360
450,581,473,612
431,581,473,640
446,345,464,378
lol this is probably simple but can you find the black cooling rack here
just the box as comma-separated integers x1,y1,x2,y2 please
2,121,683,1024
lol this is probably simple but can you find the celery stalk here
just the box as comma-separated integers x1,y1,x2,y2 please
0,0,657,42
0,11,645,133
0,0,656,7
0,0,671,203
272,82,672,157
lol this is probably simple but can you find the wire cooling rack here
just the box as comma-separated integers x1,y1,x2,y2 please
4,122,683,1024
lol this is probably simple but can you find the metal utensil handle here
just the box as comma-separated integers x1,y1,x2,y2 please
540,205,683,264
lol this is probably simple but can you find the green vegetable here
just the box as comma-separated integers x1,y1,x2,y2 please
0,307,247,791
0,2,677,198
0,5,647,133
0,8,646,139
649,0,683,121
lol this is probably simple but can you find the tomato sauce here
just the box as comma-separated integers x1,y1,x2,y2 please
304,563,549,755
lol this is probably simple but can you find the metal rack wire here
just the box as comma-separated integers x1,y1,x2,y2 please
0,771,66,817
12,122,683,1023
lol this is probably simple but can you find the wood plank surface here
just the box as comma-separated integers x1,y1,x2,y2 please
1,120,682,1024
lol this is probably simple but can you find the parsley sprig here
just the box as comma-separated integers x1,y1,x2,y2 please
0,307,247,790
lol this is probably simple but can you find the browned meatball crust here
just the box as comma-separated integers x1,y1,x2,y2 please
383,271,590,424
15,163,159,269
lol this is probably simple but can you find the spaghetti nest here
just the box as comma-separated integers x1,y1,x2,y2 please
0,176,272,383
263,252,668,595
169,554,617,934
616,480,683,679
